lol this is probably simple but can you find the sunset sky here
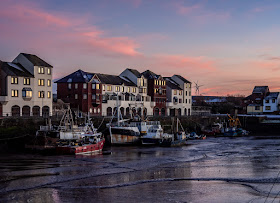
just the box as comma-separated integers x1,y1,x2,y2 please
1,0,280,96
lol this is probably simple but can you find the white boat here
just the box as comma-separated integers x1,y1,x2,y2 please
140,121,164,145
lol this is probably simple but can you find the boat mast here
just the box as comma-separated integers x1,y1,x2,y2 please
117,93,120,125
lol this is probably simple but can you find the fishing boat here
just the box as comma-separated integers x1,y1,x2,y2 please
25,118,59,153
140,121,164,145
159,118,187,147
107,98,141,145
223,114,249,137
56,107,105,155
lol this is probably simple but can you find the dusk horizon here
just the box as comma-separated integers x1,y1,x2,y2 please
1,0,280,96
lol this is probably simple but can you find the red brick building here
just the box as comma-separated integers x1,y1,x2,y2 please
141,70,166,116
56,70,102,116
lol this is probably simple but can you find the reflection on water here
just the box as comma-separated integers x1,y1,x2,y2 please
1,137,280,202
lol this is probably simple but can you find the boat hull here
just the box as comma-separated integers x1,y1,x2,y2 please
56,139,105,155
111,134,140,145
160,138,186,147
140,138,162,145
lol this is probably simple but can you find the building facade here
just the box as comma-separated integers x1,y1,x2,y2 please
243,86,270,115
56,68,192,117
0,53,53,117
263,92,280,114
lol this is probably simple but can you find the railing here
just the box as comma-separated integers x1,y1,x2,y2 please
40,126,53,131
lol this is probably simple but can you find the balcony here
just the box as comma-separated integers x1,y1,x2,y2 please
0,96,8,104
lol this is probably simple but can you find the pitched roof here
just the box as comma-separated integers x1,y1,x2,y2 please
55,69,136,86
0,61,33,77
173,74,191,83
95,73,135,86
164,77,182,90
252,86,269,94
55,69,91,83
21,53,52,67
265,92,279,99
141,70,161,79
127,68,141,77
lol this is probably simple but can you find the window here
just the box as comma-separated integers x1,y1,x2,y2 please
179,99,182,103
133,88,136,93
68,83,71,89
23,78,30,85
107,85,112,91
92,94,96,100
127,87,130,92
174,90,177,95
96,94,100,100
75,83,78,89
83,83,87,89
92,83,96,89
38,79,45,86
11,77,18,84
22,89,32,98
46,79,51,87
140,78,144,86
83,94,87,99
154,80,157,85
11,90,18,97
265,106,271,110
272,99,276,103
75,94,78,99
179,91,182,95
186,99,188,103
255,106,260,110
38,67,44,74
38,91,44,98
116,86,120,92
189,91,191,96
47,91,51,98
265,100,269,103
47,68,51,75
189,99,191,104
103,85,105,91
122,86,124,92
186,91,188,95
96,84,100,89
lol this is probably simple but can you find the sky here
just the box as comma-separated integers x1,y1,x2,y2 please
1,0,280,96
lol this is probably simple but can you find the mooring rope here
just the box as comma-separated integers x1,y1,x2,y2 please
0,134,27,141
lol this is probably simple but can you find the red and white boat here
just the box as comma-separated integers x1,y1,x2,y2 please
56,107,105,155
56,133,105,155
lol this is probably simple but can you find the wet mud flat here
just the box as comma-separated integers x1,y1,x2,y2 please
1,136,280,202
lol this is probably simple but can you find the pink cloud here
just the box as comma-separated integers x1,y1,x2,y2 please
169,1,230,24
152,54,216,71
0,0,141,57
173,2,201,15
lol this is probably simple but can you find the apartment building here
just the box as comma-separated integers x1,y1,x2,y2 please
56,68,192,117
0,53,53,117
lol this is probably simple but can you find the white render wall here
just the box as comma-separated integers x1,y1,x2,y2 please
101,100,154,116
2,66,53,116
170,75,192,115
263,95,280,113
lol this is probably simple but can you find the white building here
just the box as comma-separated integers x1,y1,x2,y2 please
263,92,280,113
164,75,192,116
95,72,154,117
0,53,53,117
